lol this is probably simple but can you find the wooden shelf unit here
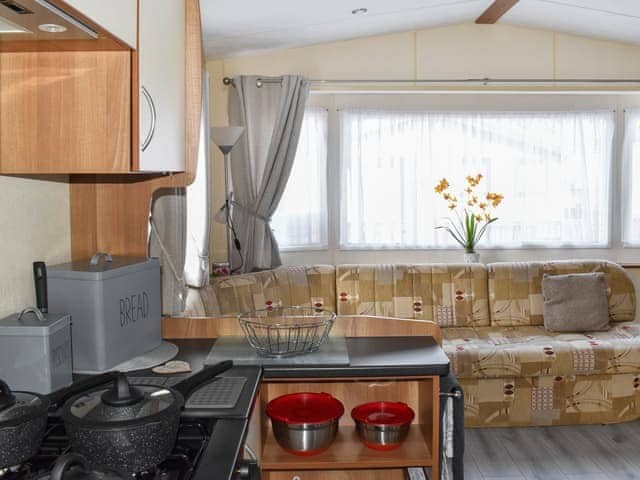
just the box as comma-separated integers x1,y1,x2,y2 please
262,424,432,471
257,376,440,479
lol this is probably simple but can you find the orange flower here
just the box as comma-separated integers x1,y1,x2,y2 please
465,173,484,188
486,192,504,207
475,214,483,222
434,178,450,194
479,202,488,210
485,213,493,222
448,203,457,210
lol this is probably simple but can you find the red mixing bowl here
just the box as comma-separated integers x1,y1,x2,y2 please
351,401,415,451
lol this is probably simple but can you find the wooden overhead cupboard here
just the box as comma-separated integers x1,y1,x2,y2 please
0,0,186,174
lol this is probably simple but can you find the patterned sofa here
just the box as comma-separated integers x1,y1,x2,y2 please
184,260,640,427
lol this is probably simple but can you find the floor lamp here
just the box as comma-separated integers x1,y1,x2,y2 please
210,126,245,271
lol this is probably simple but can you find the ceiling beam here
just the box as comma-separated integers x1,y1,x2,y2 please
476,0,519,24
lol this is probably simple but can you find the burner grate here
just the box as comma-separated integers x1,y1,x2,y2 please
1,419,211,480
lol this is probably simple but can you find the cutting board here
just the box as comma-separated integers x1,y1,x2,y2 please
205,336,350,367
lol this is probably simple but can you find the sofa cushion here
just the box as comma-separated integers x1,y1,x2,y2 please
443,322,640,379
542,273,611,332
335,264,490,327
488,260,636,327
185,265,336,317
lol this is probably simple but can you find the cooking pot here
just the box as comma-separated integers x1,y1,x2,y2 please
61,360,233,475
266,392,344,456
0,373,117,469
351,401,414,451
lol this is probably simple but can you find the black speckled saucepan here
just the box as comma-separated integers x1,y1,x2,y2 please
0,373,118,469
60,360,233,476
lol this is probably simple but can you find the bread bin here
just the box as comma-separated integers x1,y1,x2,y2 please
0,307,72,393
47,253,161,373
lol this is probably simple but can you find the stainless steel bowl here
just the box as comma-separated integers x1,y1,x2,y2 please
354,421,411,450
271,418,339,455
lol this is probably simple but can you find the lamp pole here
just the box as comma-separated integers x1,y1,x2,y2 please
210,126,245,271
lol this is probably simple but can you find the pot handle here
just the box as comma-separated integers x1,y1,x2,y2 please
45,371,119,411
50,453,90,480
18,307,46,323
172,360,234,399
0,380,16,411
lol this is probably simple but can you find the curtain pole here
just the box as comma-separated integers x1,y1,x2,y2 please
223,76,640,88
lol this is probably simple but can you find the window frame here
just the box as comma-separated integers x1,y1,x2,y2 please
271,92,640,261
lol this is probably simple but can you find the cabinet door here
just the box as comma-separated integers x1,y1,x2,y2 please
137,0,186,172
62,0,137,48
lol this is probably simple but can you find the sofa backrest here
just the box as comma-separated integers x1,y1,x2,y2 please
207,265,336,316
488,260,636,327
335,264,490,327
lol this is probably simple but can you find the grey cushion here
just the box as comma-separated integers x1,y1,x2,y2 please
541,272,610,332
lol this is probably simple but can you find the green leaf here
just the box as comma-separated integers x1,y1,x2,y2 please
475,217,498,244
436,225,465,247
444,217,466,243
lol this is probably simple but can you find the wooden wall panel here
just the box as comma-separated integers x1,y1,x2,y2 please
162,316,443,344
70,0,202,259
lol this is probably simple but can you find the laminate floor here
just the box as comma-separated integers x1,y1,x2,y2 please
464,420,640,480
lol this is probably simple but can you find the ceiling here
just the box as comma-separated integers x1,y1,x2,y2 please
200,0,640,59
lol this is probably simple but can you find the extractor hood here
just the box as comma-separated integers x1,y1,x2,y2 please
0,0,97,41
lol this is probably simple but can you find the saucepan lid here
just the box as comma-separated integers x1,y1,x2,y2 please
0,380,48,426
62,374,180,427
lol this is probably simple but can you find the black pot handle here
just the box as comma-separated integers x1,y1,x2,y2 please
0,380,16,411
172,360,234,399
50,453,90,480
46,372,119,411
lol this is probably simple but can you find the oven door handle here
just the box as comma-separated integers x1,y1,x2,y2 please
235,460,260,480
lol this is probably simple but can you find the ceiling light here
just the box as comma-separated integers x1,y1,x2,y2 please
38,23,67,33
351,7,368,15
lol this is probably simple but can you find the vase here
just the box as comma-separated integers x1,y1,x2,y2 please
464,252,480,264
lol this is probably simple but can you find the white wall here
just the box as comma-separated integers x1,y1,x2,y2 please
206,23,640,266
0,176,70,318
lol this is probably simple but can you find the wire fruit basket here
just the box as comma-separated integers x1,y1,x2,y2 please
238,306,336,357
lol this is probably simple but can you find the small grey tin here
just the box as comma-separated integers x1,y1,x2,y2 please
0,308,73,394
47,253,162,374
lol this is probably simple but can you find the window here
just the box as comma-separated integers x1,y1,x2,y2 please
272,107,328,250
623,109,640,246
340,109,615,249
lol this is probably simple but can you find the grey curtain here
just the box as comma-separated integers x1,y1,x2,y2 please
149,187,187,315
228,75,309,272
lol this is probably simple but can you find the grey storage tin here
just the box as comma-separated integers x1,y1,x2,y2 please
47,254,162,373
0,308,73,394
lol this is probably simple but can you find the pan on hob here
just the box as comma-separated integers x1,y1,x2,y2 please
0,373,118,470
58,360,233,476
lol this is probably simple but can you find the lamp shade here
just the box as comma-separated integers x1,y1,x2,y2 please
210,126,245,154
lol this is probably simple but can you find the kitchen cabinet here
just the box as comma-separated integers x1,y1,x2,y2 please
61,0,137,48
258,376,440,480
0,50,132,173
135,0,185,172
0,0,189,174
